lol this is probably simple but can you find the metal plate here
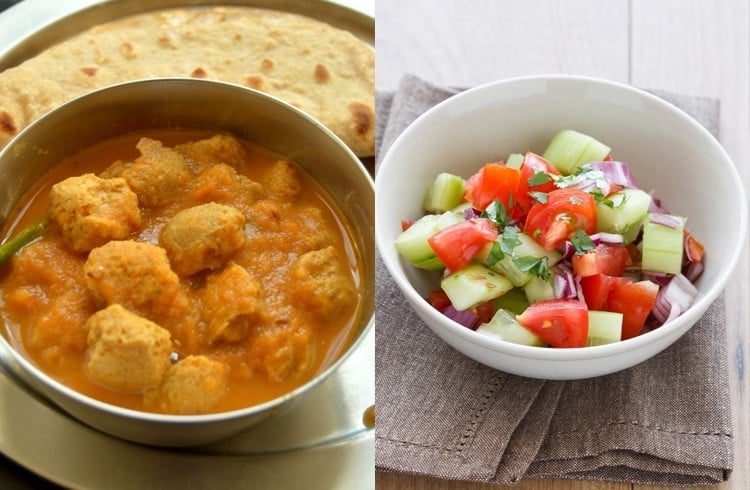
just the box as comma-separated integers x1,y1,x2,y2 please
0,1,374,488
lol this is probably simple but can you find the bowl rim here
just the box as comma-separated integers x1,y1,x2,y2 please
0,77,375,423
376,73,747,362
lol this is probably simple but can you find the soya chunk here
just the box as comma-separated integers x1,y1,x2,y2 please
48,173,141,252
84,240,181,318
85,304,172,393
264,160,304,202
249,318,312,383
154,355,229,415
202,262,265,344
190,163,264,211
290,246,357,319
121,138,192,207
160,202,245,276
175,134,249,173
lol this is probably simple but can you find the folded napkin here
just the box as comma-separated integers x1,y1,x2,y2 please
375,74,733,485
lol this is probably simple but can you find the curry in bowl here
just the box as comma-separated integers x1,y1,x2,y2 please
0,128,364,415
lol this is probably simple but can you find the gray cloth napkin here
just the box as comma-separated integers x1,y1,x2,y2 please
375,74,733,485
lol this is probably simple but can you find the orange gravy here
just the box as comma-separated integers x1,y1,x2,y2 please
0,128,364,414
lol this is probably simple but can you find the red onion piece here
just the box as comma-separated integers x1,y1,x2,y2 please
641,270,672,287
652,273,698,325
442,305,480,330
647,192,668,214
574,275,586,303
590,161,637,188
590,232,624,245
684,260,705,282
555,259,573,273
463,207,481,220
684,232,705,263
649,213,681,229
554,271,576,299
560,241,576,260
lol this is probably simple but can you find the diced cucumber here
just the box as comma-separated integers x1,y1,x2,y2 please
449,202,473,219
477,232,562,287
523,275,555,303
586,310,623,346
441,263,514,311
542,129,611,175
596,188,652,243
506,153,525,170
476,309,547,347
477,241,528,286
423,172,467,213
514,232,562,265
394,211,463,270
577,139,612,168
493,288,530,315
641,214,685,274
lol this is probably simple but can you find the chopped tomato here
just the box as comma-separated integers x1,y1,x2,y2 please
511,153,561,220
474,300,496,324
427,218,498,271
607,281,659,340
401,220,414,232
523,188,597,250
572,244,631,277
428,290,451,311
517,299,589,348
464,163,521,212
579,274,631,310
685,231,705,263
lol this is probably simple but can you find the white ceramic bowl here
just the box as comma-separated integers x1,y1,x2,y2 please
376,75,747,380
0,78,374,446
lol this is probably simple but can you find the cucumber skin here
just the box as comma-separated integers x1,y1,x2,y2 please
441,263,514,311
423,172,467,213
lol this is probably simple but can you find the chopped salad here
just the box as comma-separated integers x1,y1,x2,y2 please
395,130,704,348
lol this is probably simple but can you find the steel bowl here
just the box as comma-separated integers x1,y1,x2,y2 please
0,78,374,446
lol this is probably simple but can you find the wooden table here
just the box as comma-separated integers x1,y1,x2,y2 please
375,1,750,489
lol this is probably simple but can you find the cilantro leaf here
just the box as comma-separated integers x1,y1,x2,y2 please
485,241,504,266
571,230,596,255
527,171,552,187
591,189,629,209
529,191,548,204
590,189,614,208
513,255,550,281
612,193,629,208
481,199,510,228
500,226,521,255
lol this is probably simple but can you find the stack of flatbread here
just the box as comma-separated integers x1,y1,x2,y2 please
0,6,374,157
